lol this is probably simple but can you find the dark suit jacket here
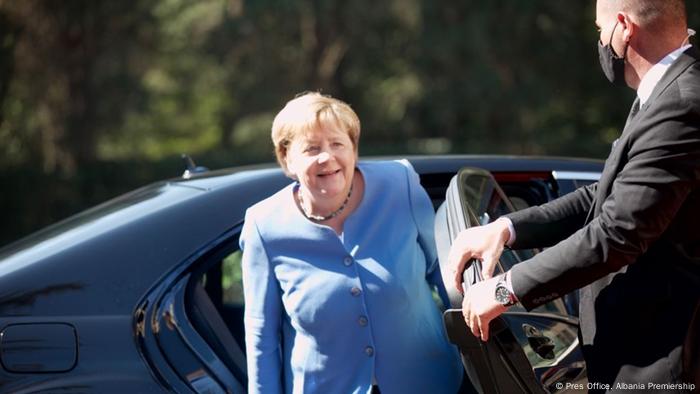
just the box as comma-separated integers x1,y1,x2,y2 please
507,47,700,390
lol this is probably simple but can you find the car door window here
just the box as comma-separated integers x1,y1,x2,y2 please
457,168,567,316
438,167,586,394
197,244,246,354
221,250,244,305
139,230,248,394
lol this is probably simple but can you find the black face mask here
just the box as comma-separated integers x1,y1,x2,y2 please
598,21,629,86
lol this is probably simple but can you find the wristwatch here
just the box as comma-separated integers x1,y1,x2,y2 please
495,272,517,307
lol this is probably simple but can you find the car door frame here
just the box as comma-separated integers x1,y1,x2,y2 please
135,225,247,394
437,167,587,394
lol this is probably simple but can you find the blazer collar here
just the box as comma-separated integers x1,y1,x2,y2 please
641,46,699,112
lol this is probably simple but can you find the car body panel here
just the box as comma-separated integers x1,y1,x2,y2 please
0,155,603,393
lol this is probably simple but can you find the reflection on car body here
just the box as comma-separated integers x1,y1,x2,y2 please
0,155,602,393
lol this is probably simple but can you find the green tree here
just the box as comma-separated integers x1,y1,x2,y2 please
1,0,699,246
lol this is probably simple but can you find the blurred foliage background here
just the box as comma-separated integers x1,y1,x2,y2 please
1,0,699,247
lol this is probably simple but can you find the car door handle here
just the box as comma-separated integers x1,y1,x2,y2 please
522,324,555,360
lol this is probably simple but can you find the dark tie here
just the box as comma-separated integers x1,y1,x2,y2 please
624,97,641,129
611,97,640,155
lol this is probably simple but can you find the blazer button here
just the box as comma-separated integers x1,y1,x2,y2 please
350,287,362,297
358,316,368,326
343,257,353,266
364,346,374,357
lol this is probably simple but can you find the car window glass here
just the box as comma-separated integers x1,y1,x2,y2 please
204,247,246,349
509,196,531,211
190,236,247,355
458,171,566,315
502,314,586,392
504,315,579,368
222,250,244,305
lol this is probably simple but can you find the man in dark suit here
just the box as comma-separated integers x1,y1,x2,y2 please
448,0,700,390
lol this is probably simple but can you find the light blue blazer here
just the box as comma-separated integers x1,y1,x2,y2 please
240,160,462,394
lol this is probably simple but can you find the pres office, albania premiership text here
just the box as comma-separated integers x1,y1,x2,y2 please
556,382,697,391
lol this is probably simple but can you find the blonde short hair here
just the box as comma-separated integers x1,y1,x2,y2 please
271,92,361,176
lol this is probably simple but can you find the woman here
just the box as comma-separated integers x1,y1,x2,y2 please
240,92,462,394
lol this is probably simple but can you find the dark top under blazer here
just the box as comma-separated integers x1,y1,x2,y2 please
506,47,700,388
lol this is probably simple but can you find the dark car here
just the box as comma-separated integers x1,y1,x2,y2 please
0,155,603,393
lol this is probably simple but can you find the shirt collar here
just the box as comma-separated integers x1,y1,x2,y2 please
637,44,692,105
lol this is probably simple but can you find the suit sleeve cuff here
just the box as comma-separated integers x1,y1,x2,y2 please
504,271,520,302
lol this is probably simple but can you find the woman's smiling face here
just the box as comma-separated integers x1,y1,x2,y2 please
285,122,357,201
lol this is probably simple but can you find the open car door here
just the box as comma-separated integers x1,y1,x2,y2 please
435,167,587,394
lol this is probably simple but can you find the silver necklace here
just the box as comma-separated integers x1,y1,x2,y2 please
297,183,354,222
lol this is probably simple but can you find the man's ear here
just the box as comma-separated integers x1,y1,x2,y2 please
618,12,635,42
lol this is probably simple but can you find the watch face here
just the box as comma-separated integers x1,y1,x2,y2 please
495,285,512,305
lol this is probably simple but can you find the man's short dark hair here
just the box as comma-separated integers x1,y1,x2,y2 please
621,0,687,28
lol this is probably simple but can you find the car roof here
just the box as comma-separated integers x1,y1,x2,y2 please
0,154,603,263
170,154,603,189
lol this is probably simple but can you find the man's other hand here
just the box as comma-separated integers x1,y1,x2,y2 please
461,275,508,342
